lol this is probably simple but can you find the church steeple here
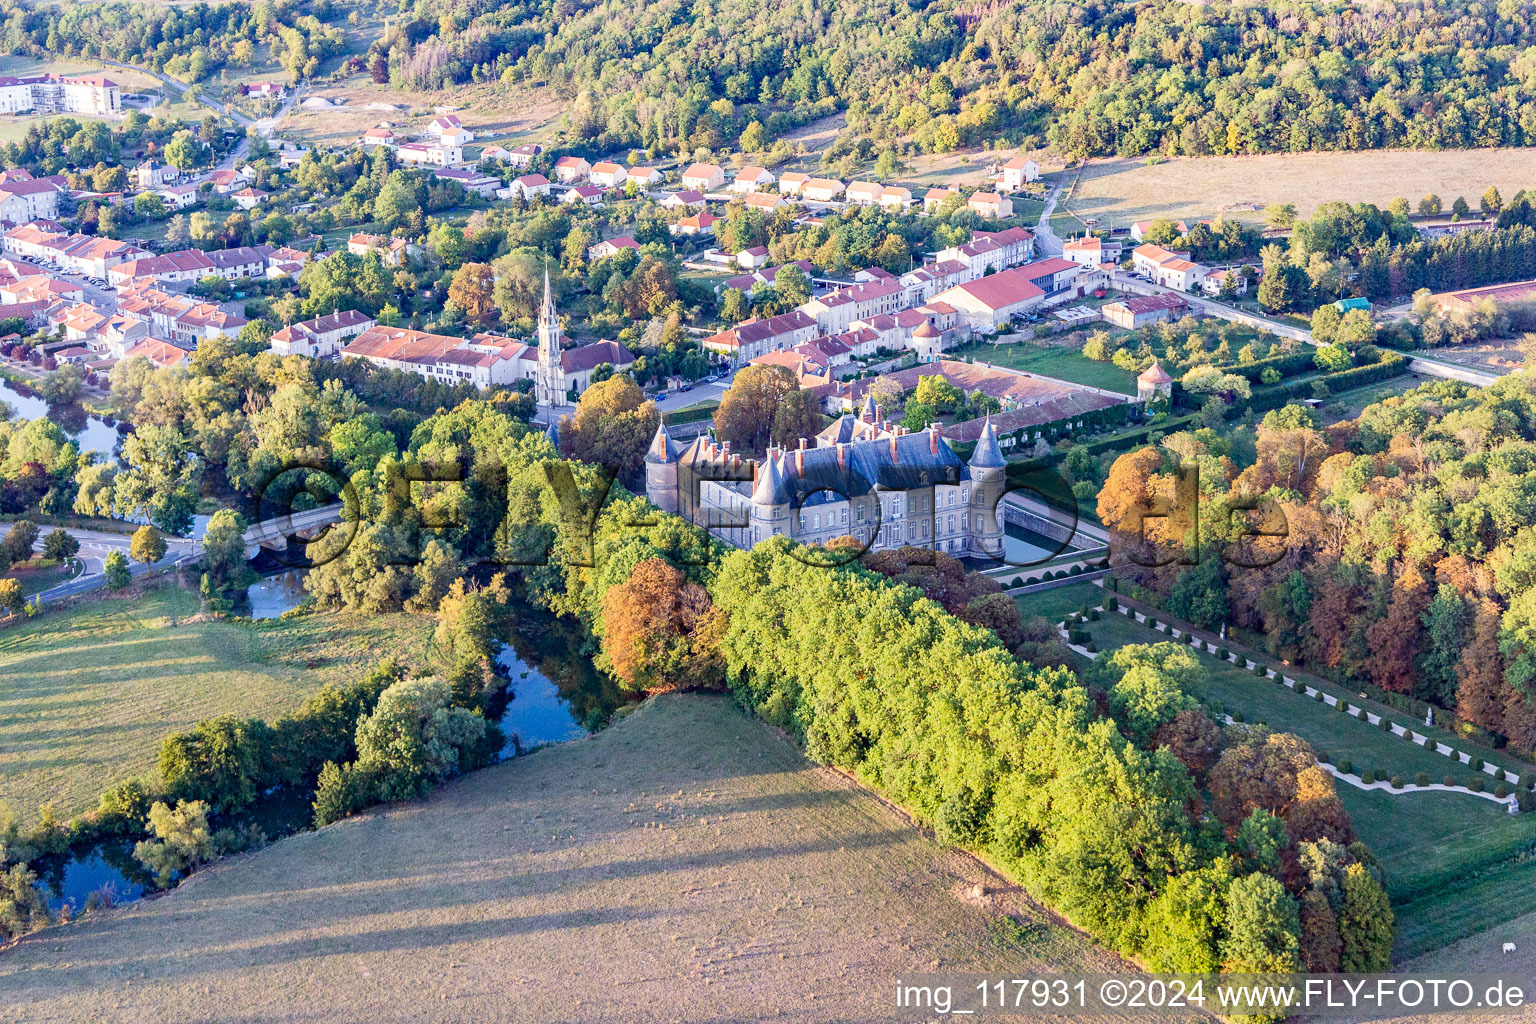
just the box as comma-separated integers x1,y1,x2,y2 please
535,263,567,408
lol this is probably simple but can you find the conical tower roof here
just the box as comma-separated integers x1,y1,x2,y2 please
645,420,676,463
752,451,790,505
1138,358,1173,385
968,415,1005,468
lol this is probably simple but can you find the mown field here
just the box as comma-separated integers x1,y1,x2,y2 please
0,579,434,826
1081,608,1536,961
0,694,1165,1024
1057,149,1536,231
949,340,1138,394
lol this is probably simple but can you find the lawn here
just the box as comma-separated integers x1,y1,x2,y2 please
0,693,1153,1023
1059,148,1536,229
951,340,1138,394
1083,609,1536,961
0,579,435,825
4,559,76,598
1014,580,1104,624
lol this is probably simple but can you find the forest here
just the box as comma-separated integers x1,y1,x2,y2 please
9,0,1536,159
1097,374,1536,764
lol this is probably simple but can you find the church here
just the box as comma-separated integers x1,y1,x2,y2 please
531,268,637,405
645,396,1008,558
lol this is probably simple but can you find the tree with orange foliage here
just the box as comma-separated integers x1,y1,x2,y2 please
1098,446,1166,559
447,262,497,324
1363,561,1429,693
599,557,724,694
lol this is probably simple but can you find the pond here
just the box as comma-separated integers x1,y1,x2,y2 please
0,376,122,459
33,841,150,915
491,600,627,755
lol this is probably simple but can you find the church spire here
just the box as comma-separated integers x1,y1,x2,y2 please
540,263,557,329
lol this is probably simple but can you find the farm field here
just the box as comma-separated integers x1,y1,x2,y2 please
1082,610,1536,961
0,579,434,826
1056,149,1536,232
0,693,1161,1024
950,340,1138,394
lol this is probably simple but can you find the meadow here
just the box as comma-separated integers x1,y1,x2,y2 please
0,694,1163,1024
1056,149,1536,232
0,580,434,826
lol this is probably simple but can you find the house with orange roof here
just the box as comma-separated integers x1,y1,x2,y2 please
681,162,726,192
1131,243,1208,291
731,166,775,192
122,337,190,369
552,156,590,183
967,192,1013,218
777,171,811,196
588,161,627,188
922,187,957,213
670,212,718,236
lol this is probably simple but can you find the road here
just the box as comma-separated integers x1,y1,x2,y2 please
29,524,200,605
1034,181,1065,255
1108,271,1316,344
97,59,253,128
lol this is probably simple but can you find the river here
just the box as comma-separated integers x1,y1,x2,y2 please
0,377,122,459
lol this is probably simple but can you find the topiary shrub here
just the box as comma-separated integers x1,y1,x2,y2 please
1356,708,1368,720
1314,690,1325,702
1218,648,1229,661
1253,664,1266,677
1314,750,1329,765
1338,700,1351,713
1414,772,1430,787
1360,769,1376,784
1473,757,1484,772
1104,595,1117,612
1231,711,1245,723
1390,776,1403,789
1496,782,1511,799
1089,609,1100,621
1085,641,1097,653
1470,777,1486,792
1520,791,1535,813
1011,577,1023,588
1379,717,1393,732
1069,564,1083,575
1445,774,1458,787
1337,759,1352,775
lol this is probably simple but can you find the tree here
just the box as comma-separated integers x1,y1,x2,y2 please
600,557,723,693
134,192,168,219
129,524,167,564
349,676,487,802
201,508,253,594
43,528,78,562
1419,194,1442,216
1481,186,1504,215
1221,873,1301,973
713,364,806,452
158,714,269,811
40,363,84,405
132,800,215,887
103,548,131,590
1310,304,1341,344
0,578,22,616
1337,862,1394,971
1336,308,1376,346
774,264,811,308
913,374,963,412
447,262,497,324
1451,195,1470,218
1097,446,1164,538
1386,197,1410,218
1,520,38,564
1263,203,1297,230
163,130,203,172
739,119,767,152
558,375,660,489
113,424,202,535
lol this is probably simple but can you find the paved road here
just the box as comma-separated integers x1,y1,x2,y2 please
98,59,253,128
24,524,200,605
1109,271,1316,344
1034,182,1065,255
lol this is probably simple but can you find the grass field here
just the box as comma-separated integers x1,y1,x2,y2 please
0,693,1166,1024
4,559,76,598
1014,581,1105,624
950,340,1138,394
1058,149,1536,231
0,579,434,826
1083,610,1536,961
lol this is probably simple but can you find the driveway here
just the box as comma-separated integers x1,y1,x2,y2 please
1034,182,1065,255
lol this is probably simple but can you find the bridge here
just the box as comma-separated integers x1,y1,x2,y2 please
243,503,347,558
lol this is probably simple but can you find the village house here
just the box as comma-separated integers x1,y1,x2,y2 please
434,168,501,198
659,190,706,210
588,161,628,188
479,144,514,164
232,187,267,212
0,72,120,116
702,309,817,364
506,143,542,168
1130,220,1189,242
936,226,1037,277
967,192,1013,218
801,178,846,203
155,183,201,210
732,166,775,192
563,185,604,206
845,181,884,206
244,82,285,100
879,186,913,210
626,167,663,189
741,192,783,213
134,160,178,189
426,114,473,148
505,173,551,201
347,233,411,266
798,279,904,334
670,212,719,237
1200,268,1249,297
1131,243,1207,291
108,245,272,289
996,156,1039,190
681,163,726,192
923,187,957,213
396,141,463,168
0,177,64,222
122,336,190,369
343,326,525,388
777,171,811,196
552,156,591,183
587,236,642,261
268,309,375,359
736,246,770,269
361,126,398,149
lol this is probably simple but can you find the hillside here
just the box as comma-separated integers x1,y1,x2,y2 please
0,694,1153,1024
